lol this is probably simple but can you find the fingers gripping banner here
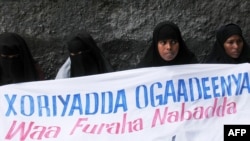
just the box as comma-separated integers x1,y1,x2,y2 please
1,63,250,141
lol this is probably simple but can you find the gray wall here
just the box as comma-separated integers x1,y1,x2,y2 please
0,0,249,79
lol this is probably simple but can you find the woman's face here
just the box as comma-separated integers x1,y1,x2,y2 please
157,39,179,61
223,35,243,58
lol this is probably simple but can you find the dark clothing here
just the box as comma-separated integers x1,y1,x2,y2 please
137,21,198,68
206,23,250,64
67,30,113,78
0,32,44,86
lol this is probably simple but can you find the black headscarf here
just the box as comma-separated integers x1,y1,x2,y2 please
0,32,39,85
137,21,197,68
206,23,250,64
67,30,113,77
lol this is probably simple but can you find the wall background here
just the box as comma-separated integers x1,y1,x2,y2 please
0,0,249,79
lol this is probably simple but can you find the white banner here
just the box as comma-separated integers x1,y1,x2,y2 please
1,63,250,141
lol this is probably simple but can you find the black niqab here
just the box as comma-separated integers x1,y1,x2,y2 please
67,30,113,77
0,32,39,85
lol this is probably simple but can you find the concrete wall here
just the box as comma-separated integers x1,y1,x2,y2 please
0,0,249,79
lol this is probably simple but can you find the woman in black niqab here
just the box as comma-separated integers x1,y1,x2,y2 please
206,23,250,64
56,30,113,78
137,21,197,68
0,32,42,85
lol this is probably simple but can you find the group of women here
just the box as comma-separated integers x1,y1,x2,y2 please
0,21,249,86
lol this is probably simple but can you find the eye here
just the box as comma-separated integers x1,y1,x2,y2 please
77,51,82,55
70,51,82,56
170,40,178,44
1,54,7,58
237,39,243,44
159,40,166,45
8,54,19,58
